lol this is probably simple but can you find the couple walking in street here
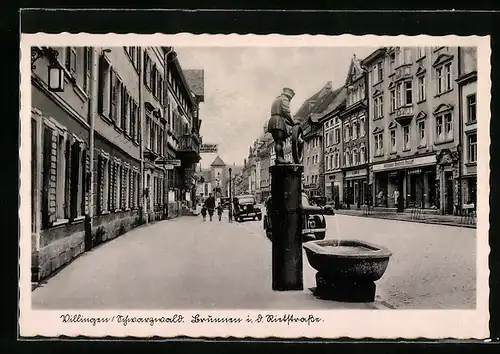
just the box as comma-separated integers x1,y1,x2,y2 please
201,193,224,222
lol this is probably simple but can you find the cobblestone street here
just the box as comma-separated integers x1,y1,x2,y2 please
32,211,476,310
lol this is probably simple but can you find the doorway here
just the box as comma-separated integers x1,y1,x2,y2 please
445,171,454,215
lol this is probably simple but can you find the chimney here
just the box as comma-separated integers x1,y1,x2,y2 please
326,81,332,91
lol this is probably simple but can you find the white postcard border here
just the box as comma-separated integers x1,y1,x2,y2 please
19,33,491,339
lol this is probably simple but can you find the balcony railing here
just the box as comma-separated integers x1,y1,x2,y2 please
394,64,412,81
179,134,201,153
394,105,414,125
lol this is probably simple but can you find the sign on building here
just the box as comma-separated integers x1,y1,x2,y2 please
200,143,219,153
155,158,181,167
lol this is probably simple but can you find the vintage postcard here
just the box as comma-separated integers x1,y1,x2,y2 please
19,33,490,339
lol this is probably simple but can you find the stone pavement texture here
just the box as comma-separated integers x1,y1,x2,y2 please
240,213,477,310
32,213,376,310
335,208,476,229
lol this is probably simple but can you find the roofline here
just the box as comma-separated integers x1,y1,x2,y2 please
361,47,388,66
167,48,197,109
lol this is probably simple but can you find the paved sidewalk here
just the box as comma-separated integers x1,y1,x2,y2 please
335,208,476,229
32,214,381,310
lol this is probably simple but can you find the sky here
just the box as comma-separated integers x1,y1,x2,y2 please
175,46,375,170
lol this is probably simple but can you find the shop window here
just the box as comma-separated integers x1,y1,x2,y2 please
418,75,426,102
467,133,477,163
403,125,411,151
418,121,426,146
467,93,476,123
390,129,396,152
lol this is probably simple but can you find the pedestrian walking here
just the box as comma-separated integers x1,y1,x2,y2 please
205,193,216,222
217,203,224,222
201,203,207,221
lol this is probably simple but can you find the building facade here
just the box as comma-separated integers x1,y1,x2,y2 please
456,47,477,208
30,46,202,283
165,50,203,210
322,90,347,205
303,119,323,198
210,155,227,198
341,55,369,209
366,46,461,214
142,47,169,222
258,132,273,201
31,46,98,282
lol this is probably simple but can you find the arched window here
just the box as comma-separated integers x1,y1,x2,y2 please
360,145,366,164
352,149,357,165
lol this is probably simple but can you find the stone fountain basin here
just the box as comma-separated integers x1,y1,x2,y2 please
303,239,392,282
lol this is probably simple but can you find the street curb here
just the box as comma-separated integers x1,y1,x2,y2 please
335,212,476,229
368,298,396,310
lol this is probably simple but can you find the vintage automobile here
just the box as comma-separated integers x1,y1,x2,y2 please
233,195,263,222
263,192,328,242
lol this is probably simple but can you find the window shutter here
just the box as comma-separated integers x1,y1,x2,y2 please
121,166,126,209
110,69,116,121
84,149,90,215
112,161,118,210
42,126,57,227
97,55,106,114
129,170,133,208
109,160,114,210
70,48,77,74
70,141,80,220
143,53,148,85
64,138,72,219
97,155,104,214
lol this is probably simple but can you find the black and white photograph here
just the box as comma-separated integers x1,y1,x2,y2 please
19,34,490,339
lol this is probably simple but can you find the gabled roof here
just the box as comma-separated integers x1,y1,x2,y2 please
293,90,323,121
319,87,347,119
309,86,344,116
211,155,226,166
345,54,366,86
183,69,205,102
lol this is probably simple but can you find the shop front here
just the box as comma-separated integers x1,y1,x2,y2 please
343,168,367,209
372,154,437,209
324,172,343,205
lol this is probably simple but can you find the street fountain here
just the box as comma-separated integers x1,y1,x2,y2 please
268,87,392,301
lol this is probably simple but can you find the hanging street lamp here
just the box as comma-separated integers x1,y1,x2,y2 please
31,47,65,92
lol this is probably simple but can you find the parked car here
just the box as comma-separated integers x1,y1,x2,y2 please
321,203,335,215
263,192,327,242
220,197,231,209
233,195,262,222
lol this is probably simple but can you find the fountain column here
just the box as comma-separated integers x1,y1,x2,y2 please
269,164,304,291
